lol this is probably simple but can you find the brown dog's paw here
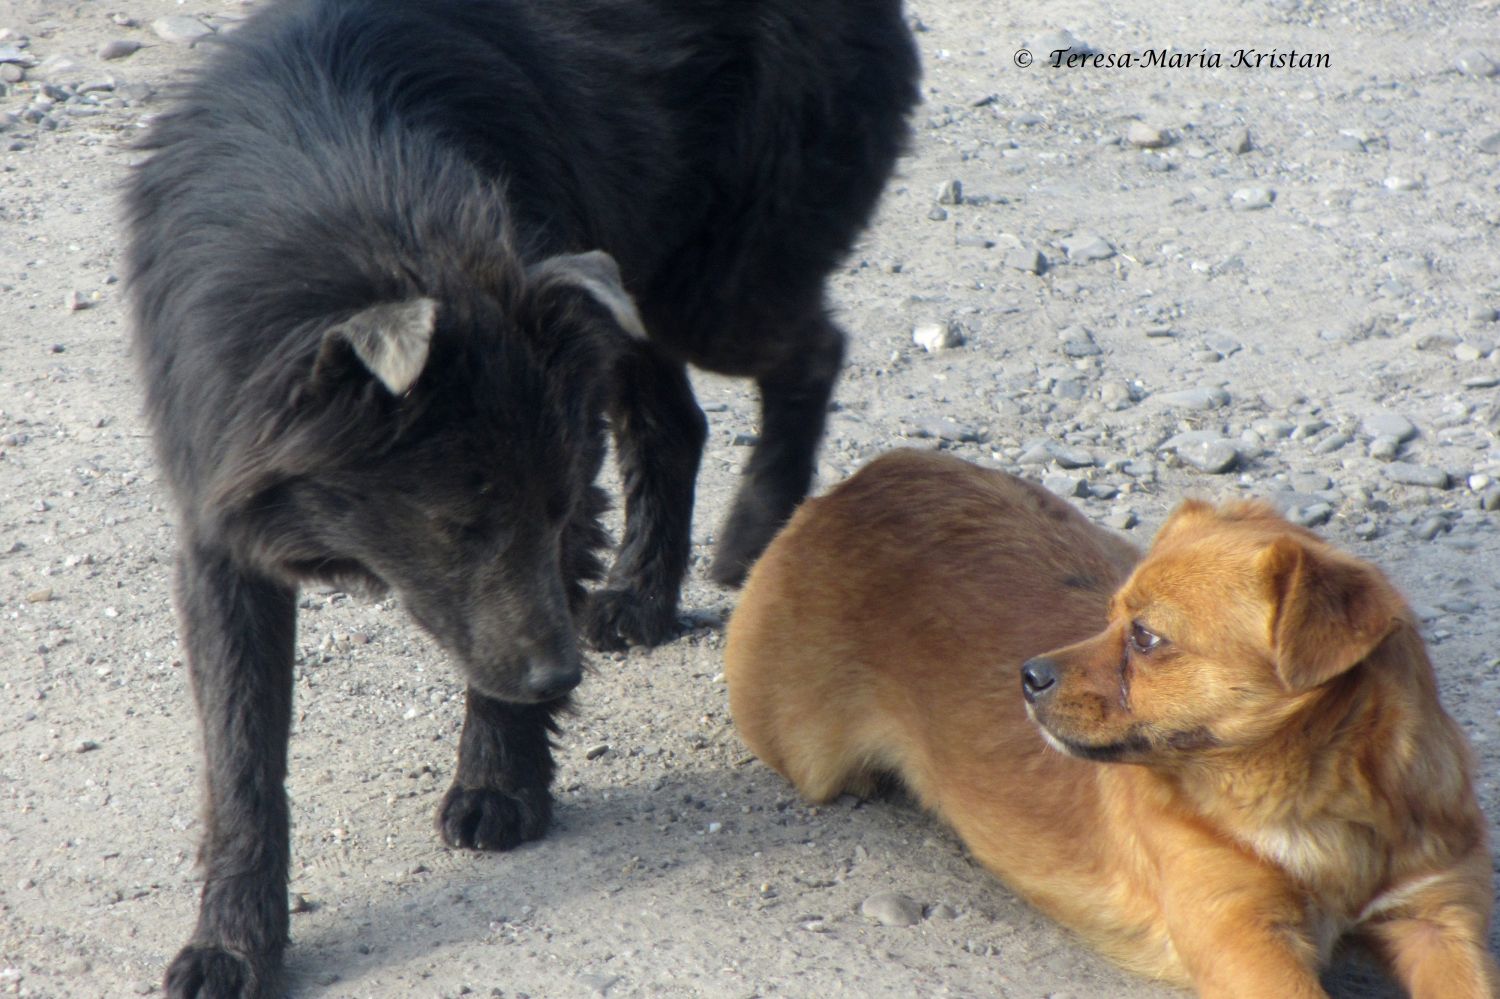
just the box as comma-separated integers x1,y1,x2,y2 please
581,587,678,650
436,785,552,851
165,943,280,999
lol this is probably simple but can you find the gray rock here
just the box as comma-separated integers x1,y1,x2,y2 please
1252,418,1295,440
927,206,948,221
936,179,963,205
1058,326,1101,357
1223,127,1252,154
1050,444,1096,469
1480,132,1500,155
1383,175,1423,192
1161,431,1240,474
64,289,90,312
1062,233,1115,263
153,16,214,45
1004,245,1046,274
97,39,141,60
1127,121,1168,149
0,62,24,83
1361,412,1416,442
1287,502,1334,527
1383,463,1450,489
1043,474,1086,497
1368,435,1401,461
1030,29,1093,59
1455,50,1499,78
1289,472,1332,493
1098,380,1136,411
861,891,924,927
1479,485,1500,511
1230,187,1275,211
912,417,980,443
1154,386,1229,410
913,321,963,352
1312,432,1351,454
1018,443,1052,466
1104,509,1138,530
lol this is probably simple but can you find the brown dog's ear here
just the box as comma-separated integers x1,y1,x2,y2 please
1260,537,1399,692
1153,499,1216,545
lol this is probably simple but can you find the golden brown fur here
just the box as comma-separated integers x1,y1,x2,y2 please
725,448,1498,998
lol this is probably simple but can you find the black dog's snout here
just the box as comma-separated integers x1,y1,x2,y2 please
1021,657,1059,704
524,660,582,702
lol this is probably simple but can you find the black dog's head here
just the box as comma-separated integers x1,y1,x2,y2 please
212,250,644,703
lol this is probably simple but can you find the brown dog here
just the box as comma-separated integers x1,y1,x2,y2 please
725,448,1499,998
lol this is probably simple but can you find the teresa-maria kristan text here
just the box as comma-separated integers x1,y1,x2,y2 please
1049,48,1331,69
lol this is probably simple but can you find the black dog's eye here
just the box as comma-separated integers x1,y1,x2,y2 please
1129,621,1164,653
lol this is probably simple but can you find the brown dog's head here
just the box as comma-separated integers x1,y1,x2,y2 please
1023,500,1406,764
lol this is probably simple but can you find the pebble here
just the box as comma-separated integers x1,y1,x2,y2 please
1287,502,1334,528
1382,463,1450,489
1162,434,1240,474
1368,435,1401,461
1361,412,1416,442
97,39,141,61
1104,509,1137,530
1062,233,1115,262
1230,187,1274,211
912,417,980,442
1153,386,1229,410
860,891,924,927
1288,472,1332,493
1383,176,1423,192
1004,245,1046,274
25,588,53,603
1058,326,1101,357
913,321,963,352
65,289,90,312
1312,433,1351,455
936,179,963,205
584,744,609,760
1223,127,1252,154
153,16,214,45
1127,121,1168,149
1043,474,1085,497
1030,29,1092,58
1455,50,1499,78
1479,132,1500,155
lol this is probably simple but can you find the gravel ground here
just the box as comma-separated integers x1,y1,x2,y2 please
1,1,1498,996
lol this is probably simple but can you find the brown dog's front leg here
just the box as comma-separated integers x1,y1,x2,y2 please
1364,856,1500,999
165,541,297,999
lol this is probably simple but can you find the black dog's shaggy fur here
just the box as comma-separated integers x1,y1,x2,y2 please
125,1,917,995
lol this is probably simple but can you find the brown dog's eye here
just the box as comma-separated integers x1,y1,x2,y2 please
1130,622,1164,653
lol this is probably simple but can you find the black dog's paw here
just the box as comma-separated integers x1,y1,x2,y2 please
709,510,780,589
437,784,552,851
165,943,279,999
582,586,678,650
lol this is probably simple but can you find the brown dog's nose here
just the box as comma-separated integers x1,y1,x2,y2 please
1021,657,1058,703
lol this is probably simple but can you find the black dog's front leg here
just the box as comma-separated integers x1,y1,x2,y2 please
438,690,565,850
583,344,707,650
710,311,846,587
165,541,296,999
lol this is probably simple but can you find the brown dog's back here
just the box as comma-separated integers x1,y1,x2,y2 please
727,449,1138,861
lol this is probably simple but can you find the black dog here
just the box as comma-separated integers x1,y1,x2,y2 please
125,0,917,995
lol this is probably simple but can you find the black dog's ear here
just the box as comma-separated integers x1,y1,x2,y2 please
316,298,438,395
527,250,647,342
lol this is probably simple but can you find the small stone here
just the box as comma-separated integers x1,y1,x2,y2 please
1361,413,1416,442
1289,472,1332,493
1043,474,1085,497
860,891,924,927
1479,485,1500,511
1058,326,1100,357
153,16,214,45
1127,121,1168,148
1383,176,1423,191
1368,435,1401,461
936,179,963,205
1154,386,1229,410
927,206,949,221
584,744,609,760
1004,245,1046,274
1383,463,1450,489
1230,187,1274,211
65,290,90,312
1172,438,1240,474
1252,418,1295,440
1098,380,1135,410
290,893,315,914
1223,127,1252,154
97,39,141,61
1062,233,1115,262
913,321,963,352
1479,132,1500,155
1286,502,1334,528
25,588,52,603
1104,509,1137,531
1305,432,1348,456
1050,444,1095,469
1455,50,1499,78
75,740,100,753
1031,29,1093,59
927,903,959,920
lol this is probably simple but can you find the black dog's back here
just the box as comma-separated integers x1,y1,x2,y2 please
126,2,916,995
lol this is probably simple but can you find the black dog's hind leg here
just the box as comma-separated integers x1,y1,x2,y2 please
438,691,564,850
710,311,845,587
583,344,707,650
165,541,296,999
